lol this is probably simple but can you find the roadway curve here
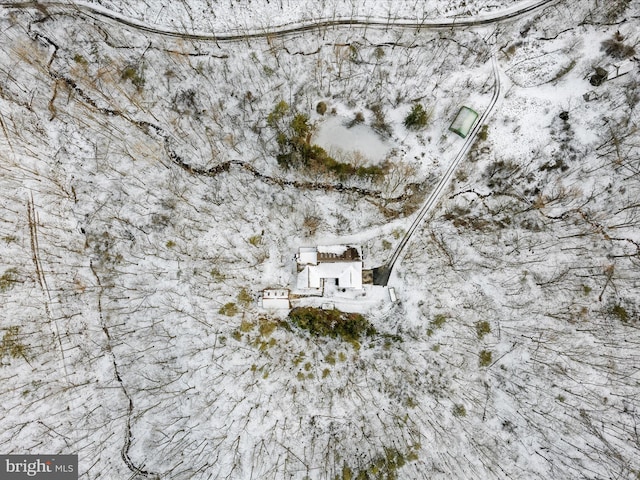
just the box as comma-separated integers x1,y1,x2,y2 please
374,55,502,286
0,0,563,41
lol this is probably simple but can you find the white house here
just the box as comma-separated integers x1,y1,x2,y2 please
261,289,290,310
296,245,363,291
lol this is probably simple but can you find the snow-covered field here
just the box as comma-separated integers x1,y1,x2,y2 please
0,0,639,479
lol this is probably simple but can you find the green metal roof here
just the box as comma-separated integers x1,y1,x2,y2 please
449,106,479,138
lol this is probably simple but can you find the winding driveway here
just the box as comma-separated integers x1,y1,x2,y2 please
375,55,502,285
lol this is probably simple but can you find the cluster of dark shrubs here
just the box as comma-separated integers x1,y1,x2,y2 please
601,31,635,59
288,306,377,343
403,103,430,130
368,104,392,136
339,446,418,480
121,65,145,90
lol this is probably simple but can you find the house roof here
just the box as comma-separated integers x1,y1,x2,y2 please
296,245,363,290
317,245,349,255
317,245,360,262
261,289,290,309
297,262,363,289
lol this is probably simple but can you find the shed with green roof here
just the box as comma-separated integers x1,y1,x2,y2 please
449,106,479,138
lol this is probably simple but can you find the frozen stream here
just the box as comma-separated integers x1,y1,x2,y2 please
312,116,390,164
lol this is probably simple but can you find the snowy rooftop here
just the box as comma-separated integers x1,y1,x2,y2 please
261,290,290,310
297,262,363,290
298,247,318,265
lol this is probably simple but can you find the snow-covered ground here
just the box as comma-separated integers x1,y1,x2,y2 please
312,116,391,164
0,1,639,479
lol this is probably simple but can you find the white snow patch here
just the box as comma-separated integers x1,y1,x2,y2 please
313,116,391,164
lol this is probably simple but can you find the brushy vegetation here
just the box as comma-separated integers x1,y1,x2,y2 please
237,288,253,307
336,445,419,480
603,0,632,21
610,304,629,323
247,233,262,246
475,321,491,339
1,326,26,362
478,125,489,141
258,318,280,337
288,307,377,343
302,212,321,236
351,111,365,126
427,314,448,336
479,350,493,367
73,53,88,65
368,104,392,136
121,65,145,90
453,404,467,417
601,31,636,59
232,316,285,351
219,302,238,316
316,101,327,115
403,103,430,130
268,100,388,180
210,268,226,282
0,268,19,292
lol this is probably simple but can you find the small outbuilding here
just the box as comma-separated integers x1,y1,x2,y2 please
261,289,290,310
449,106,479,138
388,287,397,303
590,60,635,86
